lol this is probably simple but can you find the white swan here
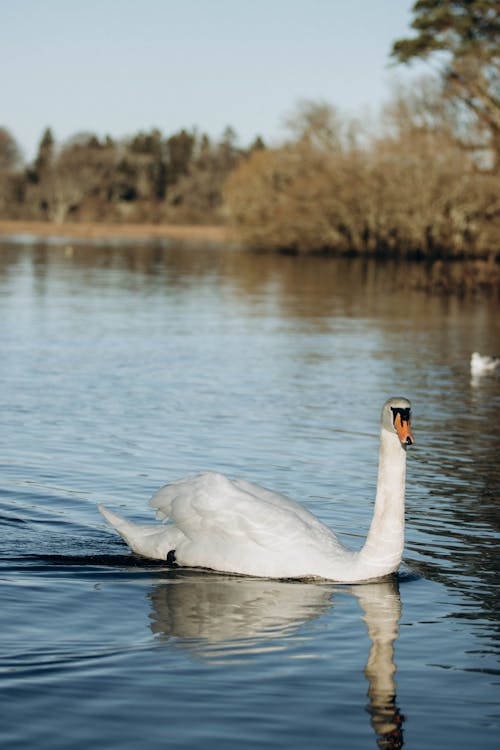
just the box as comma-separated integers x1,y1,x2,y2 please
471,351,500,376
99,396,414,583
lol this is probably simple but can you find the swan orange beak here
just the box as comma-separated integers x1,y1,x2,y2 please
394,412,414,446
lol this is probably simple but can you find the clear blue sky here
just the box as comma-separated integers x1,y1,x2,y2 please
1,0,425,160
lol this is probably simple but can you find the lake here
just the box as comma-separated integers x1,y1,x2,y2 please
0,239,499,749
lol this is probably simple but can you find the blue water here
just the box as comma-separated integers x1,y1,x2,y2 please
1,241,499,749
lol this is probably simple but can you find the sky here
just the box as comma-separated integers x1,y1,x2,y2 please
1,0,427,161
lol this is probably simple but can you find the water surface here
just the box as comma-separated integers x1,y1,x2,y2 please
1,241,499,749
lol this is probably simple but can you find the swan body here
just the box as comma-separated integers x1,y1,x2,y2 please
471,351,500,376
99,397,414,583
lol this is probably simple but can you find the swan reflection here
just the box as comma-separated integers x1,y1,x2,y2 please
147,572,404,748
357,581,404,750
148,572,333,656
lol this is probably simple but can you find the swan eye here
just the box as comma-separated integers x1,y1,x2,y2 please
391,407,410,425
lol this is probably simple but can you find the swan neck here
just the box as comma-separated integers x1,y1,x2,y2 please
375,428,407,513
358,427,407,577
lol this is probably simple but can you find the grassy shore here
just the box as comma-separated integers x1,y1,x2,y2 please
0,219,232,244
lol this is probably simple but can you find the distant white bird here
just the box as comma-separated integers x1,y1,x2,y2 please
99,397,414,583
471,352,500,376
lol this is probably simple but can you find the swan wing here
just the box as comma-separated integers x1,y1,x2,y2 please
149,471,345,577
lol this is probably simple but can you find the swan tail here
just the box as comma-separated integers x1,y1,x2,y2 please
98,504,177,560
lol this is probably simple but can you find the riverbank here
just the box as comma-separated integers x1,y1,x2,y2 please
1,218,498,296
0,219,233,244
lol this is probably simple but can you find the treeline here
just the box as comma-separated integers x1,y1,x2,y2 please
0,125,264,225
1,90,499,265
0,2,499,267
225,89,500,261
1,77,499,264
226,0,500,263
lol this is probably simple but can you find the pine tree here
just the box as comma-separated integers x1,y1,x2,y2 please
391,1,500,168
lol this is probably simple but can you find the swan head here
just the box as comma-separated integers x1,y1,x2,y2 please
382,397,414,447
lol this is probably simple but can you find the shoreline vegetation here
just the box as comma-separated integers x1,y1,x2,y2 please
0,5,498,296
0,218,498,298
